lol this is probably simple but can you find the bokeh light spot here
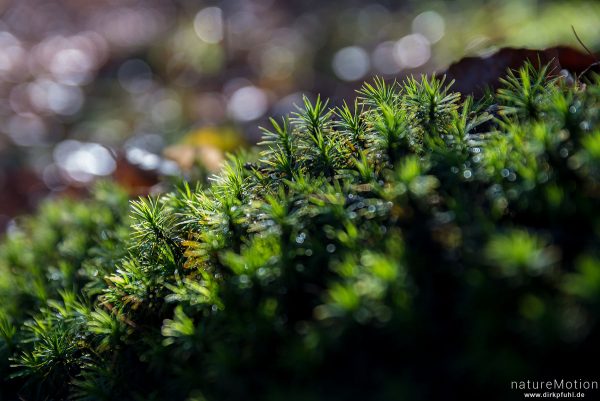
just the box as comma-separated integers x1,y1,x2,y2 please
228,86,268,122
412,11,445,44
54,140,116,183
394,34,431,69
372,41,401,75
194,7,224,44
332,46,370,81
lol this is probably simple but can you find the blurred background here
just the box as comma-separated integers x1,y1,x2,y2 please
0,0,599,231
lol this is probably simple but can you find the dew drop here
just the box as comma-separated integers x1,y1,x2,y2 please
559,148,569,158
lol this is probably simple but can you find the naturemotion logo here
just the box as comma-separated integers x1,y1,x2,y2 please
511,379,598,398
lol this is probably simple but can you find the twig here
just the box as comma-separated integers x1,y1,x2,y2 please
571,25,596,60
571,25,598,80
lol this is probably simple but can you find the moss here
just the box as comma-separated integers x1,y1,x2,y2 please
1,64,600,400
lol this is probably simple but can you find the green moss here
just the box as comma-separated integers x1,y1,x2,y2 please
1,64,600,400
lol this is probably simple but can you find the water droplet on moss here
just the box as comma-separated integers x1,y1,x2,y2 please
559,148,569,158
